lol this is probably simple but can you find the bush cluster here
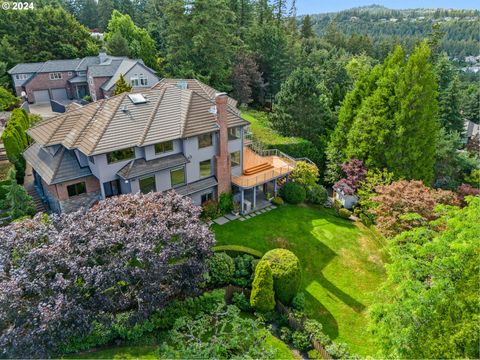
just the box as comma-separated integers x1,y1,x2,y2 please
232,254,255,287
208,252,235,286
307,184,328,205
338,208,352,219
261,249,301,304
218,192,234,214
271,196,284,206
280,182,306,204
292,292,306,311
201,199,219,220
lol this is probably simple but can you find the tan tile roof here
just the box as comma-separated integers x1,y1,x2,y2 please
27,81,248,156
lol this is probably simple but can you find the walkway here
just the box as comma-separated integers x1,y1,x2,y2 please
212,204,277,226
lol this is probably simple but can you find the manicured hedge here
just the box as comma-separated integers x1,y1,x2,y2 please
208,252,235,286
213,245,263,258
250,261,275,312
261,249,301,304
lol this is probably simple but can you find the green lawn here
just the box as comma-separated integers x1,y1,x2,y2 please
212,204,388,356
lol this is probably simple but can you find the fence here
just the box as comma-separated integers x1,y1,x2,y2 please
226,285,333,360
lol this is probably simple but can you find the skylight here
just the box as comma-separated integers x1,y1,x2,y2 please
128,93,147,104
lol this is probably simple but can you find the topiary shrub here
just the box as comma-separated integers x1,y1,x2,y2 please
338,208,352,219
306,184,328,205
280,182,306,204
271,196,284,206
250,260,275,312
218,192,234,214
208,252,235,286
292,331,311,352
261,249,301,304
292,292,306,311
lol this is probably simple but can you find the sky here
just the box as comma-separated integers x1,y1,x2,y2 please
294,0,480,15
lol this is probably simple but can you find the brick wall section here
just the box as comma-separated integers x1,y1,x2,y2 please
54,176,100,201
215,93,232,197
24,71,75,102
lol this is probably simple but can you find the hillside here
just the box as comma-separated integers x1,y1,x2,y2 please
306,5,480,59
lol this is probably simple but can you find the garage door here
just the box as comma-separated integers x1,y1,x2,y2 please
51,88,68,102
33,90,50,104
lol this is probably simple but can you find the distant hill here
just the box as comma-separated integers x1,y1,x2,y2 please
306,5,480,59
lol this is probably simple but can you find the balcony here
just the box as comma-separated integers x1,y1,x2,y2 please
232,146,295,188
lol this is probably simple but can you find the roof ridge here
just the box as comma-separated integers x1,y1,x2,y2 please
69,100,106,148
181,89,193,137
139,88,166,146
49,146,66,183
44,113,72,144
89,93,127,154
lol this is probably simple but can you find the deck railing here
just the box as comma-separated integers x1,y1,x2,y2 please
232,164,294,188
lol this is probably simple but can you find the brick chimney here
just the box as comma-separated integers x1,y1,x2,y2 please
215,93,231,197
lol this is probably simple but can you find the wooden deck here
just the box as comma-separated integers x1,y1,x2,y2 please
232,147,294,188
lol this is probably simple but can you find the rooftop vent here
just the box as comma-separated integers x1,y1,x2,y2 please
176,80,188,90
209,105,217,115
121,105,129,113
128,93,147,104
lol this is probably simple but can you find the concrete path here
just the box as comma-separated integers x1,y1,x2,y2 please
212,205,277,226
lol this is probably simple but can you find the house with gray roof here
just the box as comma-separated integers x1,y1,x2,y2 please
8,53,158,104
23,79,299,214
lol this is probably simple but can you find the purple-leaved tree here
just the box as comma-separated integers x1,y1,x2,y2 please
0,191,215,358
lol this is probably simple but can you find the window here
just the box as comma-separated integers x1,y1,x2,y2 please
231,151,240,167
130,74,139,86
199,159,212,178
67,182,86,197
77,71,86,76
228,127,241,140
68,72,73,76
201,192,213,204
106,147,135,164
15,74,28,80
154,140,173,154
139,176,156,194
49,72,62,80
88,76,93,85
170,166,185,187
139,73,148,86
104,180,121,197
198,133,213,148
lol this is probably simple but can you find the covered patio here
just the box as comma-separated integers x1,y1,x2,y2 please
232,147,295,214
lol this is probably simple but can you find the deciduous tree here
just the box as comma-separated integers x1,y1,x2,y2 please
0,192,215,358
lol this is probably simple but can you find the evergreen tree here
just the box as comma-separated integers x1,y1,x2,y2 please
0,86,18,111
97,0,114,31
435,54,463,133
271,67,335,150
2,168,36,221
113,74,132,95
105,10,157,69
106,31,130,56
163,0,239,90
300,15,314,39
77,0,98,29
461,84,480,124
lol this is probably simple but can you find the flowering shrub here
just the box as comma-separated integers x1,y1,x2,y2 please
457,183,480,206
0,191,215,358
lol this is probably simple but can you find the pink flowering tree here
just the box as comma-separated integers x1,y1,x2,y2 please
0,191,215,358
333,159,367,195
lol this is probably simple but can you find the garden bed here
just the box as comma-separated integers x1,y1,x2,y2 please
212,204,388,356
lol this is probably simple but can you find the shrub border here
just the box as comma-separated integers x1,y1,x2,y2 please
213,245,263,258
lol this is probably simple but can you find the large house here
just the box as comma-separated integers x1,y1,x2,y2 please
23,79,297,214
8,53,158,104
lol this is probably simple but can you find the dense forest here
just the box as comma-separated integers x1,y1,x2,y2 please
308,5,480,59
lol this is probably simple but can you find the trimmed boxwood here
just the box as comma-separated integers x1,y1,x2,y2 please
280,182,306,204
212,245,263,258
250,260,275,312
338,208,352,219
261,249,301,304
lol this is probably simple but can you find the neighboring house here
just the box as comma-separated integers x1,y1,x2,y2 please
8,53,158,104
333,182,358,210
23,79,298,214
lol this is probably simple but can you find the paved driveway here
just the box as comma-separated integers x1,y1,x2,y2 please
29,100,74,118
